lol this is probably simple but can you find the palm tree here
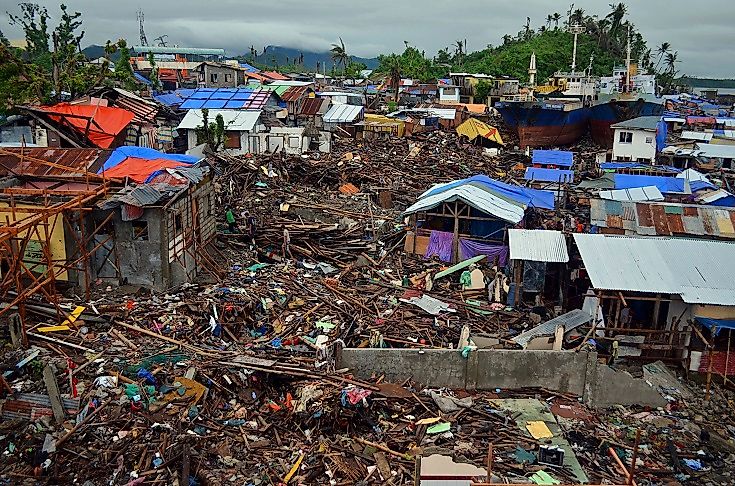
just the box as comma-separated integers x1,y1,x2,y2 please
384,54,402,102
502,34,513,46
523,17,532,40
330,37,349,74
654,42,671,73
606,3,628,52
665,51,679,74
571,8,585,25
546,15,553,28
552,13,562,29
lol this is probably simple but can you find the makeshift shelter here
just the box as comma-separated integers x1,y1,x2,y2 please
508,229,570,306
456,118,504,146
98,146,199,184
23,103,135,148
403,176,553,263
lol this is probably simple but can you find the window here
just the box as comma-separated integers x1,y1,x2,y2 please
224,73,232,83
132,220,149,240
442,87,457,96
645,136,654,144
225,132,241,149
288,137,300,148
210,73,218,83
619,131,633,144
174,213,183,231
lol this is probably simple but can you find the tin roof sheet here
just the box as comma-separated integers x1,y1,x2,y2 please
574,233,735,305
0,148,111,176
508,229,569,262
323,104,364,123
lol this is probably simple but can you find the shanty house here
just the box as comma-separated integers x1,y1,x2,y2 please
508,229,570,308
611,116,660,163
403,175,555,264
322,105,364,132
93,147,216,291
195,62,241,88
438,79,461,104
177,109,264,155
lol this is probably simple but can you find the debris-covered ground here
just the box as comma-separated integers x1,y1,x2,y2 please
1,132,734,485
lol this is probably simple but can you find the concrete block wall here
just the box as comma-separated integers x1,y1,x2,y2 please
338,348,667,409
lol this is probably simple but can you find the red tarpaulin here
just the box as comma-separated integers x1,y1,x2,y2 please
41,103,135,148
102,157,191,184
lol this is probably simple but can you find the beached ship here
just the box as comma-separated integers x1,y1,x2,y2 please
589,31,664,148
496,25,597,148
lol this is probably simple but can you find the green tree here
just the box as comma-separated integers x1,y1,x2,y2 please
0,29,8,46
552,13,562,29
148,52,162,91
7,3,49,61
654,42,671,73
330,37,349,74
0,43,50,111
474,80,492,103
114,39,135,89
195,108,227,152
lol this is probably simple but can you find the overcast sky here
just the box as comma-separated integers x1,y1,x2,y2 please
3,0,733,78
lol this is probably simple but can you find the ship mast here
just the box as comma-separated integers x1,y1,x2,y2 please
569,23,584,74
624,24,631,93
528,51,537,86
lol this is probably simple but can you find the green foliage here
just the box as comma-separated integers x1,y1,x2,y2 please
376,45,444,83
474,80,492,103
148,52,162,91
0,28,8,46
0,43,50,112
195,108,227,152
679,77,735,89
113,38,136,89
7,2,49,60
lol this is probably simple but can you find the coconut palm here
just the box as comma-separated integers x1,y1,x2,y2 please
546,15,553,28
654,42,671,72
552,13,562,29
330,37,349,74
384,54,402,102
665,51,679,74
571,8,585,25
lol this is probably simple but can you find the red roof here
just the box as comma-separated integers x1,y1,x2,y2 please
299,98,327,116
262,71,289,81
245,72,270,82
41,103,134,148
280,86,310,102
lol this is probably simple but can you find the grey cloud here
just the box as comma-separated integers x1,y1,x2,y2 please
3,0,733,77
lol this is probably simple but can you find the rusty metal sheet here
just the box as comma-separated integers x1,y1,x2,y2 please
683,206,699,217
667,213,685,234
650,204,671,235
701,209,715,235
0,148,110,176
636,203,654,229
606,214,623,228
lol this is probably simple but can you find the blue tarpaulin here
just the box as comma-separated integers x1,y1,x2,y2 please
134,72,152,86
524,168,574,183
531,150,574,167
99,147,199,183
614,174,715,194
423,175,555,210
695,316,735,336
656,120,668,153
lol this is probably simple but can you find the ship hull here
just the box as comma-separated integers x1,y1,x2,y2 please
497,103,591,148
590,99,664,148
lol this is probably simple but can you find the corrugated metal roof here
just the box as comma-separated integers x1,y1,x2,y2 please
177,109,261,131
681,130,713,142
599,186,664,202
574,233,735,305
508,229,569,262
512,309,591,348
590,199,735,239
404,185,525,223
279,86,310,102
611,116,660,131
694,142,735,158
323,104,364,123
0,148,111,176
299,97,328,116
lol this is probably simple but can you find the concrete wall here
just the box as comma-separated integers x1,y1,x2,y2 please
613,127,656,162
338,348,667,409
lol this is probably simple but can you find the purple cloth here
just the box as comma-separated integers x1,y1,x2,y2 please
459,239,508,266
424,230,454,262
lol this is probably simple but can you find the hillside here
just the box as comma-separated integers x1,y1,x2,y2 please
253,46,379,71
463,30,622,82
679,77,735,89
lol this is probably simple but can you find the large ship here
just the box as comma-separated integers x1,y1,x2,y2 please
589,31,664,148
496,25,597,148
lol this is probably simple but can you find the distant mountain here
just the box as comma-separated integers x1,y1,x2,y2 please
248,46,379,71
82,44,120,61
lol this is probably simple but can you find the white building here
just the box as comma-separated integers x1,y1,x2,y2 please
438,84,460,104
611,116,659,162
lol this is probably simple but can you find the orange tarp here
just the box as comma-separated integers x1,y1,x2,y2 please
42,103,135,148
102,157,189,184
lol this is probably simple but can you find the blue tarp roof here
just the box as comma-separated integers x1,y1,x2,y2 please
134,72,152,86
614,174,715,194
423,175,555,210
524,168,574,183
239,62,260,72
695,316,735,336
154,89,196,107
531,150,574,167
